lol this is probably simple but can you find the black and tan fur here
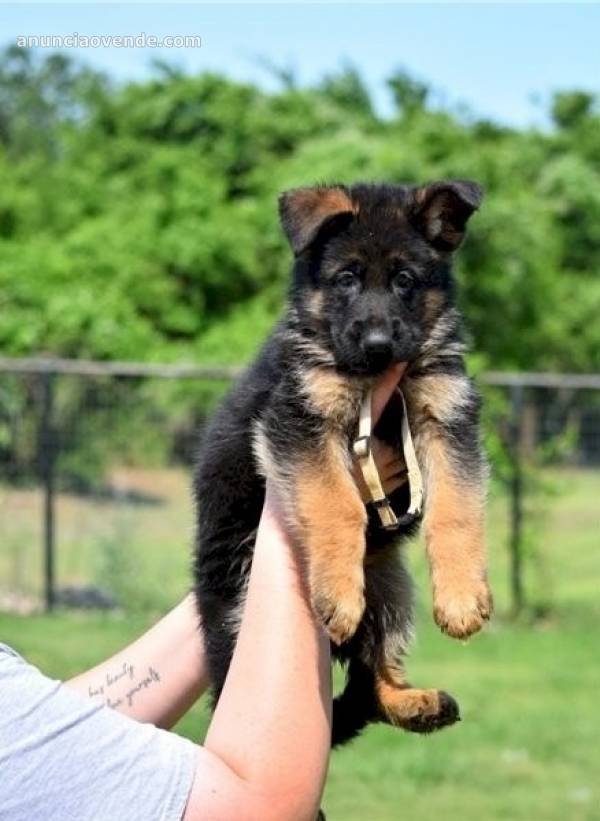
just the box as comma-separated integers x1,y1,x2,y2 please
193,180,492,746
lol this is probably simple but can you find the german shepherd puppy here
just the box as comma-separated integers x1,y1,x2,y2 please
193,181,492,745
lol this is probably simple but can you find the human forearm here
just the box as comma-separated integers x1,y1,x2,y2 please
64,594,208,728
202,487,332,821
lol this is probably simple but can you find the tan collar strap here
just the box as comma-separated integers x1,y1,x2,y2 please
352,387,424,530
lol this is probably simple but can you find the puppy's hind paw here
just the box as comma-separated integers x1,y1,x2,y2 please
378,686,461,734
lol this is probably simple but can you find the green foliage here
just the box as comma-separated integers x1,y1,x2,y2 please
387,68,430,116
1,47,599,373
551,90,595,129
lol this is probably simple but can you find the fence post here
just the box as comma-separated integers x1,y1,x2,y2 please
509,383,525,616
39,372,56,612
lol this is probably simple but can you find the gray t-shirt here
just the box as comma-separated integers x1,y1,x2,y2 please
0,642,196,821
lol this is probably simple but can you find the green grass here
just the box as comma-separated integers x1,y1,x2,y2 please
1,467,599,820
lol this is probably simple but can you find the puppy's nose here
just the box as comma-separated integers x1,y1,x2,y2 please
362,331,393,366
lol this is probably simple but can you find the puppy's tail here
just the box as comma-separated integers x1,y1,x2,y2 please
331,660,378,747
332,694,372,747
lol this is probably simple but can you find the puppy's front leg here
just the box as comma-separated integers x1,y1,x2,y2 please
294,433,367,645
423,427,492,638
254,412,366,645
406,372,492,639
254,369,367,645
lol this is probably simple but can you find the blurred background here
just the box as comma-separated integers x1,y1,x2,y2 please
0,4,599,820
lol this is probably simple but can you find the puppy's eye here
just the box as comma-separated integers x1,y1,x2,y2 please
392,269,414,293
336,271,359,289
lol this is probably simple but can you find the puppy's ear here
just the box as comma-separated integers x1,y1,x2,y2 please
278,185,356,255
410,180,483,251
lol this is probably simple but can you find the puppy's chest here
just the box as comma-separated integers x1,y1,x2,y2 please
299,367,368,432
296,366,467,442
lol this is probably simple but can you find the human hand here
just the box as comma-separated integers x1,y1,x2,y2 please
351,363,408,504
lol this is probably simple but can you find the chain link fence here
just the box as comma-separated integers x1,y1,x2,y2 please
0,357,239,614
1,357,599,617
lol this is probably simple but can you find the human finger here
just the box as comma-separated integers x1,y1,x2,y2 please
371,363,407,427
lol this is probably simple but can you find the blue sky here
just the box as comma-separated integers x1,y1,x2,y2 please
1,3,598,126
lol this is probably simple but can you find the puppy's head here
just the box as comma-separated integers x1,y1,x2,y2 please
279,180,482,376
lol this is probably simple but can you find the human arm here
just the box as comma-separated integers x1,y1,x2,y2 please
64,495,331,821
65,594,208,729
184,485,332,821
61,493,328,821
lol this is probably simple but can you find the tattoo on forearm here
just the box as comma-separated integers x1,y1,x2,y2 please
87,661,161,711
124,667,161,708
87,661,134,699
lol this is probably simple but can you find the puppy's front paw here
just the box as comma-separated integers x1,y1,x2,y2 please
312,576,365,645
433,580,492,639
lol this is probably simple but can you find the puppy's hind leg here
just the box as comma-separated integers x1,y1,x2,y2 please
374,665,460,734
370,553,460,733
331,551,410,747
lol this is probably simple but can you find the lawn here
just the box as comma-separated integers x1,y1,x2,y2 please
1,467,599,821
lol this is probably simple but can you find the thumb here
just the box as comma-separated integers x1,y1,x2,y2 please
371,362,407,426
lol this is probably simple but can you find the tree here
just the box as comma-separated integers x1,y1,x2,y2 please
0,48,598,376
387,68,429,116
551,90,595,129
